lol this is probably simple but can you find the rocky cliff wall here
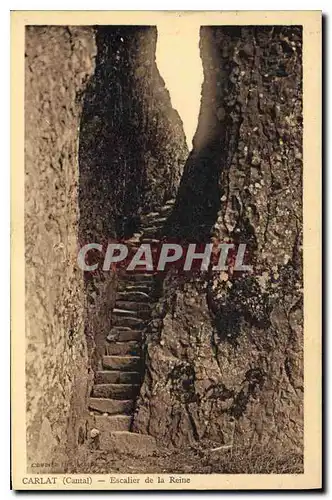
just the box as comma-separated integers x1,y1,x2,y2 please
78,26,188,369
134,26,303,464
24,24,303,472
25,26,96,471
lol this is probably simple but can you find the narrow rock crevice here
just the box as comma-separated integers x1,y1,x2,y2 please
78,25,188,371
78,26,188,452
134,26,303,463
25,23,303,473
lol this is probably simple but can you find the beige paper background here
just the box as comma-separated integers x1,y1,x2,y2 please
11,10,322,490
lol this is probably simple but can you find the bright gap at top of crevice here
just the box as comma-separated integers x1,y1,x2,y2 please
156,20,203,152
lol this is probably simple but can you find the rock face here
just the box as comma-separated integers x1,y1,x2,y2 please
79,26,187,241
24,23,303,472
78,26,188,370
134,26,303,462
24,25,187,471
25,26,96,471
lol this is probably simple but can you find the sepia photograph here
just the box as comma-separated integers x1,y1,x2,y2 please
11,10,321,490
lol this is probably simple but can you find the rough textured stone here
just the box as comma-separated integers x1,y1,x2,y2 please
105,341,142,356
102,355,142,372
25,25,97,471
95,370,141,385
78,26,188,375
88,398,134,415
92,383,140,399
25,24,303,473
107,329,143,342
97,431,157,456
89,414,132,433
134,26,303,464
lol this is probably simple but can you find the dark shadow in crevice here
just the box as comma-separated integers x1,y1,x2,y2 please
78,26,152,244
163,27,241,243
77,25,188,366
78,25,187,245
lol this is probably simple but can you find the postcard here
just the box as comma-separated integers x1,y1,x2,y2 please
11,10,321,490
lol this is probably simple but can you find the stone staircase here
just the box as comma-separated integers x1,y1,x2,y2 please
87,199,175,454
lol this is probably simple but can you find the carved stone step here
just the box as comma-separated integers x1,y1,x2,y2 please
116,291,151,302
141,222,165,231
89,414,132,433
88,398,134,415
141,213,167,221
112,315,146,328
141,211,160,219
141,218,167,228
113,307,150,321
141,238,161,244
95,370,141,385
115,300,151,311
102,355,142,371
126,239,140,245
96,431,157,456
140,226,164,235
117,283,152,294
105,341,141,356
160,204,173,213
113,307,137,316
92,384,140,400
142,227,160,237
107,328,143,342
112,309,151,322
120,273,155,282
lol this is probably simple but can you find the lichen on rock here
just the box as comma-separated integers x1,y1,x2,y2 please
134,26,303,462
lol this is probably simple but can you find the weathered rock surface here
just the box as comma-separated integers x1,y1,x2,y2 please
25,24,303,472
134,26,303,463
78,26,188,371
25,26,97,471
95,431,157,457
